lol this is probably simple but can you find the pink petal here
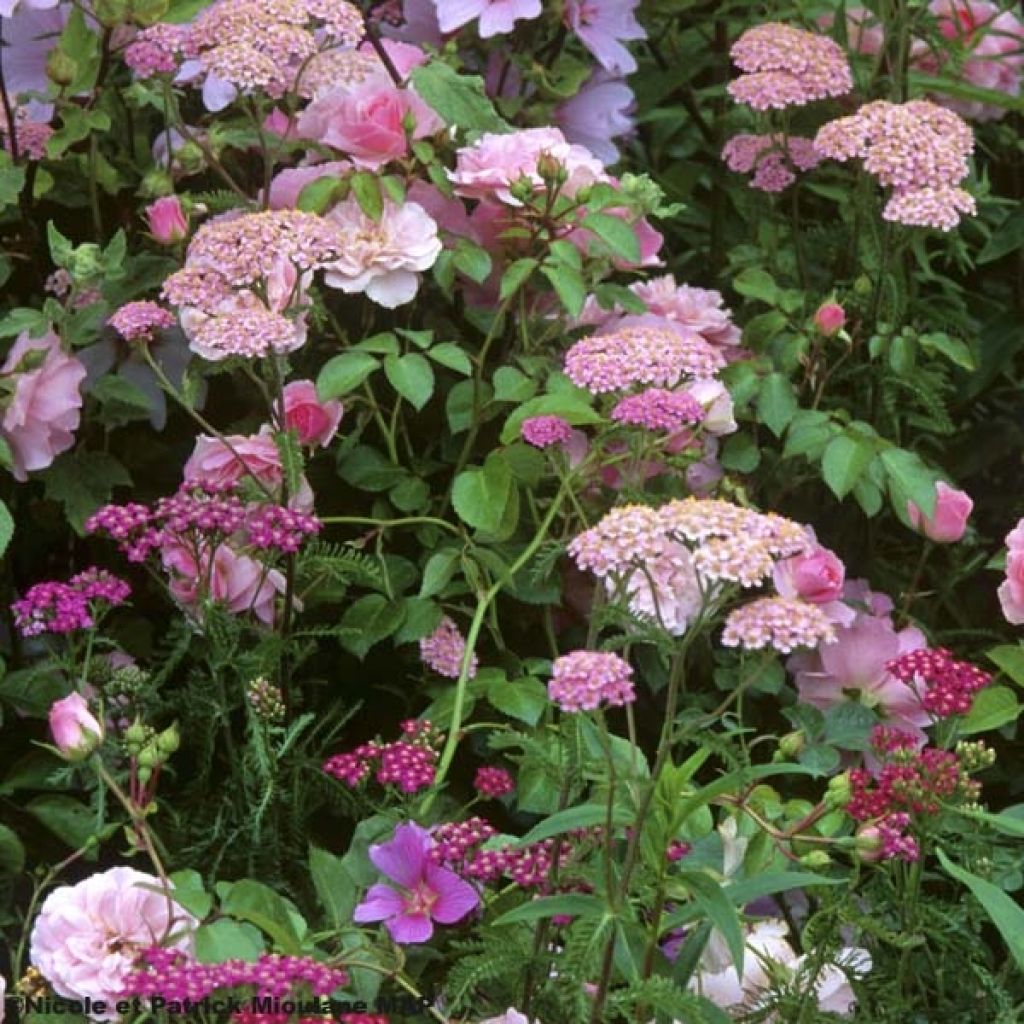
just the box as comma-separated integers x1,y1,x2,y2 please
369,822,430,888
386,910,434,944
424,863,480,924
353,884,405,923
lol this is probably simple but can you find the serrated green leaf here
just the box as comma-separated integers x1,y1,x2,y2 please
960,685,1020,735
757,373,797,437
580,212,640,263
317,351,379,400
821,435,875,499
409,63,509,134
384,353,434,410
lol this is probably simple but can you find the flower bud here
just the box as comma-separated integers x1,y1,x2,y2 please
854,275,872,296
907,481,973,544
140,169,174,199
799,850,832,869
145,196,188,245
46,50,78,87
537,152,567,185
136,744,161,768
156,724,180,755
49,693,104,761
509,175,535,204
813,301,846,337
778,730,805,759
825,770,852,809
123,718,148,745
855,825,884,863
136,765,152,785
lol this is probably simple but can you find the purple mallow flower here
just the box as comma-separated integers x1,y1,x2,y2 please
354,822,479,943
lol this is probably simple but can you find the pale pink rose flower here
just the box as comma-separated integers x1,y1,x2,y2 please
998,520,1024,625
0,330,87,481
267,161,352,210
30,866,195,1019
283,379,343,448
163,542,286,627
773,543,846,604
145,196,188,244
184,432,285,492
323,197,441,307
356,37,432,79
49,692,104,760
296,82,442,169
907,480,973,543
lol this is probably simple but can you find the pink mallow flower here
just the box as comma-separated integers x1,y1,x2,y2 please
283,379,343,448
997,519,1024,625
30,867,194,1019
296,82,442,170
49,692,104,761
564,0,646,75
324,197,441,307
907,481,972,543
353,822,479,943
0,330,87,482
145,196,188,244
434,0,541,37
555,71,634,166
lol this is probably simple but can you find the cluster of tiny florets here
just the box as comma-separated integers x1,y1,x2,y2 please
721,596,837,653
246,505,322,554
108,301,177,343
722,134,823,192
886,647,992,718
124,948,348,1003
728,23,853,110
564,326,725,395
323,720,440,794
610,388,705,432
419,616,478,679
12,569,131,638
473,765,515,799
548,650,636,713
247,676,286,724
521,415,574,449
814,100,976,230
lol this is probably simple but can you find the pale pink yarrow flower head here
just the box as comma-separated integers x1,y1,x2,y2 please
324,197,441,307
30,867,195,1019
0,330,87,482
907,480,973,543
521,415,574,449
108,301,176,343
722,597,837,654
434,0,541,37
353,822,479,943
548,649,635,712
420,615,478,679
610,387,705,432
728,22,853,109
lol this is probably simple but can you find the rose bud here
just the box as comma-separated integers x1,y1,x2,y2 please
285,380,343,448
907,481,973,543
145,195,188,245
49,692,104,761
813,301,846,336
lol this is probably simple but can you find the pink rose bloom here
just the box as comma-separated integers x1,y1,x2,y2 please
684,378,736,436
564,0,646,75
267,161,352,210
30,866,194,1019
774,543,846,604
434,0,541,37
145,195,188,244
998,520,1024,625
813,301,846,335
907,480,973,543
184,432,284,492
789,612,930,741
296,82,442,170
449,127,607,206
0,330,87,481
555,71,635,166
324,197,441,307
49,692,104,760
283,379,343,448
163,542,287,626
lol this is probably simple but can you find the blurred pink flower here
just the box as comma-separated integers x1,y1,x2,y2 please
324,197,440,307
49,692,103,760
0,330,86,481
564,0,646,75
267,161,352,209
283,380,343,448
296,82,441,169
555,71,634,166
30,867,194,1018
907,481,972,543
998,520,1024,625
814,301,846,335
145,196,188,244
434,0,541,37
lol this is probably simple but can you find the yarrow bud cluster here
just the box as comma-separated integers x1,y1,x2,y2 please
814,100,976,230
323,720,441,794
12,569,131,637
247,676,286,724
728,22,853,110
125,948,349,1004
885,647,992,718
418,616,478,679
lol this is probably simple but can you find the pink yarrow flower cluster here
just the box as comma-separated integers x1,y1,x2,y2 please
323,719,441,794
521,415,574,449
474,765,515,798
548,649,635,712
108,301,176,343
419,616,478,679
815,99,976,230
722,597,836,654
12,569,130,638
610,387,705,432
885,647,991,717
722,134,823,192
728,22,853,110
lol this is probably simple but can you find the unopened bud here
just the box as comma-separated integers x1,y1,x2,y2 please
855,825,884,863
813,301,846,337
825,770,852,809
124,718,148,745
136,744,161,768
508,175,535,204
799,850,832,869
778,731,805,760
46,50,78,87
156,724,180,755
537,152,567,185
136,765,152,785
854,275,873,296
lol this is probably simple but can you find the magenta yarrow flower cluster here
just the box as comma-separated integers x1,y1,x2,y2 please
728,22,853,110
521,415,575,449
12,569,131,638
108,301,177,343
548,649,635,713
721,134,823,193
473,764,515,799
323,719,440,794
125,948,348,1004
885,647,992,718
815,99,976,230
419,615,478,679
